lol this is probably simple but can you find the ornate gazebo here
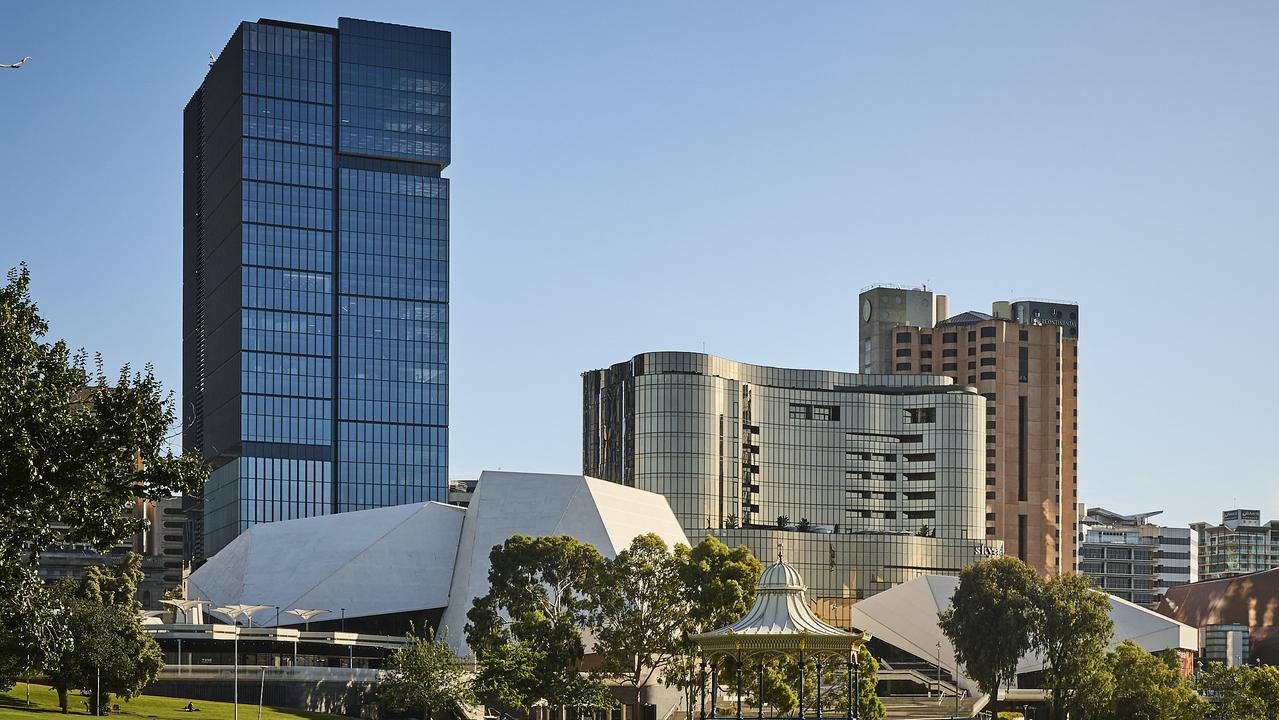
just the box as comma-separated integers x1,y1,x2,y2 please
692,551,870,719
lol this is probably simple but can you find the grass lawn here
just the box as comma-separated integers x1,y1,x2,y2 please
0,682,344,720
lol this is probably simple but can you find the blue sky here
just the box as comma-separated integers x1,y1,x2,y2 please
2,2,1277,527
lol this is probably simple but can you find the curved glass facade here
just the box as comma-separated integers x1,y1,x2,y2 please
583,352,1002,608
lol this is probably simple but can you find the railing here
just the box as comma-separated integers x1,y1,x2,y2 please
157,665,383,682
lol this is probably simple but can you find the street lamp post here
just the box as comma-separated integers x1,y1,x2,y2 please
257,667,266,720
234,631,239,720
935,641,941,700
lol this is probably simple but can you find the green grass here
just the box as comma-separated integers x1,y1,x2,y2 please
0,682,344,720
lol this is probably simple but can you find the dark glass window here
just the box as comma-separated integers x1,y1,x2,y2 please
1019,329,1029,341
895,362,911,371
980,371,997,380
942,349,958,357
981,326,997,337
942,363,958,371
896,332,912,343
921,335,933,345
981,343,996,352
896,348,912,357
980,357,997,366
943,332,957,343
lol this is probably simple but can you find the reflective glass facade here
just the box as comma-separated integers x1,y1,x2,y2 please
184,17,449,559
583,352,1003,607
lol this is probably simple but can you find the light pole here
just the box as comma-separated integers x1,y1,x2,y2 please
935,641,941,699
234,630,240,720
257,666,266,720
340,607,345,631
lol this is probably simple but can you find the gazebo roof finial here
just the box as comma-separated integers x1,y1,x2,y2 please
777,541,784,563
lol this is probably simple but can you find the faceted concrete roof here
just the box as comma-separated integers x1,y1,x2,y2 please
188,501,464,625
187,471,690,654
437,471,690,653
851,574,1198,692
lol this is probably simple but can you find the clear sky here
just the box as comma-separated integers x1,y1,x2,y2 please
2,2,1277,528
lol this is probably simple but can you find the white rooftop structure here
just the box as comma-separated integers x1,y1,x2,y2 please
188,471,690,654
850,574,1198,693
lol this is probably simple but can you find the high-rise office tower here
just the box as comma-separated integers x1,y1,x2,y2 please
860,287,1078,575
183,18,450,560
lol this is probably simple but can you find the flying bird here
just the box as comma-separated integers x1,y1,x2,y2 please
0,57,31,69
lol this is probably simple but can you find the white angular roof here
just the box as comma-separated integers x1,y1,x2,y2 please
850,574,1198,692
437,471,689,653
188,501,464,624
186,471,689,652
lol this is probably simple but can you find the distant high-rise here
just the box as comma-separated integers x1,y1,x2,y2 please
1077,507,1196,608
861,286,1079,575
858,285,948,374
1192,509,1279,580
183,17,451,560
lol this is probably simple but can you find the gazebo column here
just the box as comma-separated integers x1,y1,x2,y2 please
735,646,743,720
699,659,707,720
758,660,765,720
815,659,823,720
711,661,719,718
798,650,806,720
853,652,861,720
845,651,853,720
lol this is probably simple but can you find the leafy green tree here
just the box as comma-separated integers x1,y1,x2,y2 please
1252,664,1279,720
670,537,763,704
382,627,474,720
593,534,690,719
938,556,1039,707
1064,650,1113,720
42,554,165,714
1196,662,1263,720
473,641,542,711
1033,573,1113,720
1106,641,1205,720
676,536,762,634
465,535,612,712
0,266,206,687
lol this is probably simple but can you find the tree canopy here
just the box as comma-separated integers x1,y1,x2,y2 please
1107,641,1205,720
465,535,612,711
0,266,207,688
593,534,690,716
42,553,166,714
381,628,474,720
1035,573,1113,720
938,555,1039,704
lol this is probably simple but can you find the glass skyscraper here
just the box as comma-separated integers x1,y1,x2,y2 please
183,17,449,560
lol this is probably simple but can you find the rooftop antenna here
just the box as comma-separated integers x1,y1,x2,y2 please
208,53,216,67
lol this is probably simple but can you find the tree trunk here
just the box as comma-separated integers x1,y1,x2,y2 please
56,685,68,714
